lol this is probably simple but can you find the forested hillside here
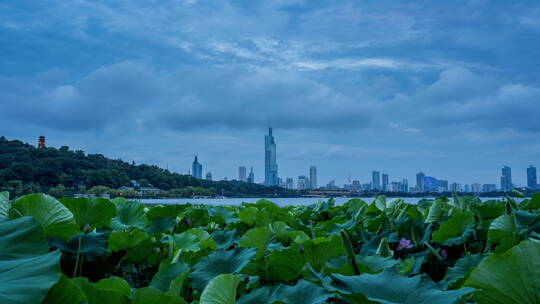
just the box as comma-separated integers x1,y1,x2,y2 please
0,137,298,198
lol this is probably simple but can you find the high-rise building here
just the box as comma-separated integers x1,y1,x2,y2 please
438,180,449,192
372,171,381,190
192,155,202,179
416,172,425,192
326,180,337,190
264,127,278,186
297,175,309,190
527,165,537,190
482,184,497,192
402,179,408,193
390,182,402,192
501,166,512,192
464,184,471,192
471,183,482,193
382,174,389,191
362,183,372,191
205,172,212,181
238,166,247,182
309,166,317,190
247,167,255,183
450,183,461,192
424,176,438,192
351,180,361,192
286,178,294,189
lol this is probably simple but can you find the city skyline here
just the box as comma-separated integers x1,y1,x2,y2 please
1,1,539,187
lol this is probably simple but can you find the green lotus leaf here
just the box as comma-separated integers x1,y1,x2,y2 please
110,198,148,230
200,273,241,304
173,231,201,252
132,287,187,304
147,216,177,235
237,279,332,304
239,206,259,225
520,192,540,210
487,214,518,253
332,269,474,304
190,247,256,290
42,275,87,304
9,193,78,239
267,247,305,282
303,234,345,271
0,191,9,217
425,199,445,224
445,254,483,289
432,211,474,245
73,277,132,304
150,262,190,295
0,217,62,304
124,238,156,263
49,232,108,261
465,240,540,304
109,227,149,251
208,206,238,224
211,229,237,249
60,197,117,229
239,226,273,257
375,237,394,257
185,228,217,249
326,255,399,275
147,204,185,221
473,200,505,220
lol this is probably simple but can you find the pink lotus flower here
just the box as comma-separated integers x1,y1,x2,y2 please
440,249,448,259
396,238,413,250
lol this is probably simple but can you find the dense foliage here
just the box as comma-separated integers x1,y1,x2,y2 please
1,191,540,303
0,137,298,198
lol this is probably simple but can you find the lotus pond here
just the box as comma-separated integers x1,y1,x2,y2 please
1,192,540,304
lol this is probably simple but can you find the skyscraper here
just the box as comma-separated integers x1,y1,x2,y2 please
192,155,202,179
416,172,425,192
264,127,278,186
527,165,537,190
297,175,309,190
309,166,317,189
501,166,512,192
205,172,212,181
247,167,255,183
424,176,438,192
372,171,381,190
402,179,408,193
382,174,389,191
238,166,247,182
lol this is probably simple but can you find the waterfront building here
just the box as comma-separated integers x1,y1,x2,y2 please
297,176,309,190
482,184,497,192
326,180,337,190
239,166,247,182
372,171,381,190
500,166,513,192
205,172,212,181
351,180,361,192
390,182,402,192
416,172,425,192
286,178,294,189
402,179,408,193
309,166,317,190
438,180,449,192
450,183,461,192
264,127,278,186
382,174,389,191
527,165,537,190
464,184,471,192
424,176,438,192
247,167,255,183
192,155,202,179
471,183,482,193
362,183,372,191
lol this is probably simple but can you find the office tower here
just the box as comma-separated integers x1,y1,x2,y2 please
390,182,402,192
416,172,425,192
309,166,317,189
402,179,408,193
326,180,337,190
527,165,537,190
482,184,497,192
471,183,481,193
382,174,389,191
191,155,202,179
264,127,278,186
501,166,512,192
450,183,461,192
247,167,255,183
464,184,471,192
362,183,372,191
297,176,309,190
372,171,381,190
423,176,438,192
205,172,212,181
239,166,247,182
286,178,294,189
351,180,361,192
438,180,449,192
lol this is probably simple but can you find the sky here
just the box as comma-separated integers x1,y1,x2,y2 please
1,0,539,187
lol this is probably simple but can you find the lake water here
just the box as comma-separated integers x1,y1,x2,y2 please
138,196,511,206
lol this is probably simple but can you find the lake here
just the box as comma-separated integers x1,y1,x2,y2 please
138,196,511,206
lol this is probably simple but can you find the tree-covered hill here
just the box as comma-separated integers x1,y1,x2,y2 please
0,137,298,198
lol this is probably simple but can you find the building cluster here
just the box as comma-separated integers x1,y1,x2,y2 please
186,131,540,193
